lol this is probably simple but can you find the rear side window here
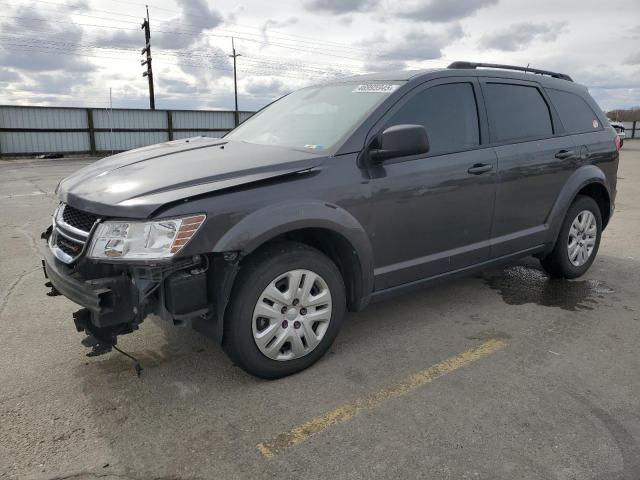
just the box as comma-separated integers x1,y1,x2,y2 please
387,83,480,155
546,88,602,134
483,83,553,142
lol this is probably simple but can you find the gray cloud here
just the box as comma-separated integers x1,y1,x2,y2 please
261,17,299,44
93,30,139,49
26,73,91,95
0,69,21,83
305,0,379,15
94,0,223,50
155,0,223,49
396,0,498,22
624,51,640,65
479,21,567,51
0,9,95,73
174,44,232,86
244,78,289,98
364,24,463,70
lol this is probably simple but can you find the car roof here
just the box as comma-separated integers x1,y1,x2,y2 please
341,66,586,92
340,69,440,82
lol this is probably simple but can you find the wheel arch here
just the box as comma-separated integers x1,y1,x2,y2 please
577,182,611,229
212,200,374,312
545,165,612,252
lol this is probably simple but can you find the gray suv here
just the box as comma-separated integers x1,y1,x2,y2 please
42,62,619,378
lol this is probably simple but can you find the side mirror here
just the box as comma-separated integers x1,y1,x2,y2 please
370,124,429,162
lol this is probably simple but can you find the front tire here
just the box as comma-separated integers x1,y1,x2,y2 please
540,195,602,279
223,242,346,379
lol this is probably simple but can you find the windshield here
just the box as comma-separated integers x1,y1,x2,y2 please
225,82,402,151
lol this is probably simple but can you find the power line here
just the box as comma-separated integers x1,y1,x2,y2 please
0,44,334,80
0,31,364,78
0,14,371,63
0,1,378,57
0,30,366,74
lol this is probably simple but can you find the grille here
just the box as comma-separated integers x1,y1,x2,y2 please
62,205,99,232
55,235,84,257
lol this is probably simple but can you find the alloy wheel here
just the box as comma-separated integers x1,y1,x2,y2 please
567,209,597,267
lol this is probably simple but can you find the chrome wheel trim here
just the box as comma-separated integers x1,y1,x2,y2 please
252,269,332,361
567,210,597,267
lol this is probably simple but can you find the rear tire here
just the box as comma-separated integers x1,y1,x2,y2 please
540,195,602,279
223,242,346,379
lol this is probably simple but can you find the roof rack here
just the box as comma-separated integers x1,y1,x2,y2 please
448,61,573,82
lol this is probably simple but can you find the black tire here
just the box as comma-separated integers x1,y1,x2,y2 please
223,241,346,379
540,195,602,279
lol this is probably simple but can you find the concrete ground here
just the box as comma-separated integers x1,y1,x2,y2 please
1,143,639,480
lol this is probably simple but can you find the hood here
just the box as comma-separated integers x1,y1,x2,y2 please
58,137,325,218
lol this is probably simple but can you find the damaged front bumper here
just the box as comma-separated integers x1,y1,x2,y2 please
42,233,240,358
43,247,137,328
42,246,141,355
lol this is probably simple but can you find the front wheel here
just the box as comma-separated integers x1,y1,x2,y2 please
223,242,346,379
540,195,602,278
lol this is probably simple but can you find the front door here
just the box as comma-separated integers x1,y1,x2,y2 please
368,80,497,290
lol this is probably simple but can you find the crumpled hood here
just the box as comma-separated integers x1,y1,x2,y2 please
57,137,324,218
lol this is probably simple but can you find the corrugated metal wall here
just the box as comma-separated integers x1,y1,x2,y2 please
0,106,254,155
0,107,90,154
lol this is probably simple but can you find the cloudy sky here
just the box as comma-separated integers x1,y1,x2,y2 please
0,0,638,112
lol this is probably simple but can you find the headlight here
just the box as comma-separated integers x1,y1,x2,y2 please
88,214,206,260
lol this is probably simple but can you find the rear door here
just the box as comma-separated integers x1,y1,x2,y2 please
480,79,576,258
545,87,609,169
368,78,498,290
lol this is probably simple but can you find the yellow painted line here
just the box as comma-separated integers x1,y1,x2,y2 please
257,338,507,458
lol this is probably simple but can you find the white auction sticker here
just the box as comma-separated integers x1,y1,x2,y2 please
352,84,399,93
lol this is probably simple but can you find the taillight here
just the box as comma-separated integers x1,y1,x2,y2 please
614,134,621,152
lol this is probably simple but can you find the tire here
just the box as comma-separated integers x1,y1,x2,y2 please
223,241,346,379
540,195,602,279
620,138,624,148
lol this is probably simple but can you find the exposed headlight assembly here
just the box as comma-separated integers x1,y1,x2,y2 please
88,214,206,260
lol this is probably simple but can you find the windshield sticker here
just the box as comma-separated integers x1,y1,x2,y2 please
352,84,399,93
592,119,599,128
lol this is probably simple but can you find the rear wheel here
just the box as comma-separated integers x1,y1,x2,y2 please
540,195,602,278
223,242,346,379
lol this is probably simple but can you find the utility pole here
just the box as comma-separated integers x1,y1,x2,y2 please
229,37,241,126
141,5,155,110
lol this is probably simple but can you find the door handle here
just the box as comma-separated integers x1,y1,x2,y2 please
467,163,493,175
554,149,575,160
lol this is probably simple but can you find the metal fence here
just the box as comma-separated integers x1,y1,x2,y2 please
621,121,638,139
0,105,255,156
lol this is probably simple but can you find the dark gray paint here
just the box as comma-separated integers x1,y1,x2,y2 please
54,67,620,313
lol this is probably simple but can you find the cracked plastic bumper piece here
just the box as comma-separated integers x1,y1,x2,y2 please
42,247,137,329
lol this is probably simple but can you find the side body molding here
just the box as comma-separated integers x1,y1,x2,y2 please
212,200,375,309
543,164,611,250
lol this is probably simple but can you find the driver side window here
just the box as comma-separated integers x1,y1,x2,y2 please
387,82,480,156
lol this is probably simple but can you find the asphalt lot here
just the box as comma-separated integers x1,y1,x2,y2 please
1,143,639,480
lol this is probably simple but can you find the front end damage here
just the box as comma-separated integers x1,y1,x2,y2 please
41,222,239,361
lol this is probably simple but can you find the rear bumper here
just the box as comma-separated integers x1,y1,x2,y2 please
42,247,136,328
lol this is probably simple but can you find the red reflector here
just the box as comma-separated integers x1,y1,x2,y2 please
614,135,621,152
